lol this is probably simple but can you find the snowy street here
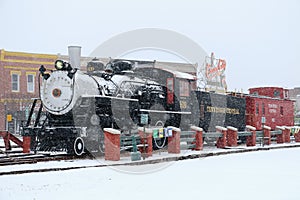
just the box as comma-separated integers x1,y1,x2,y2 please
1,147,300,200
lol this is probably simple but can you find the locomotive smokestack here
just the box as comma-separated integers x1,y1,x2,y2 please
68,46,81,69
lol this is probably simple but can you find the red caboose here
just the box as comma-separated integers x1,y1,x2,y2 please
246,87,294,130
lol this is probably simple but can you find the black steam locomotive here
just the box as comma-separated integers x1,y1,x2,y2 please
23,52,245,156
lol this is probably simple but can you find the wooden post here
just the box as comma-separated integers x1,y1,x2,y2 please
246,125,256,146
22,136,31,153
263,125,271,145
190,126,203,150
167,126,181,154
226,126,238,147
216,126,227,148
138,127,153,157
283,126,291,143
275,126,285,144
0,130,11,150
104,128,120,161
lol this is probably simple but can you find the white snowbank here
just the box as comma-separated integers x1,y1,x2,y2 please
1,148,300,200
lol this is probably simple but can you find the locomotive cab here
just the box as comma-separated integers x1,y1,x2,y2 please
134,66,197,130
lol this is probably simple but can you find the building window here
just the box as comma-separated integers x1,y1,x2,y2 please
11,73,20,92
262,103,265,115
27,74,35,93
256,103,259,114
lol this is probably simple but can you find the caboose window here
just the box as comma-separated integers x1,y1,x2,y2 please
280,106,284,115
284,90,289,98
179,80,189,97
274,90,280,97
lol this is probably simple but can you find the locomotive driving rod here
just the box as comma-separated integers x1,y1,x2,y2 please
139,109,191,115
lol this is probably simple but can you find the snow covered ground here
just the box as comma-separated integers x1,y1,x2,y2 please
1,147,300,200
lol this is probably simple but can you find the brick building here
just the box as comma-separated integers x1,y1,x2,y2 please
0,49,57,133
289,87,300,123
289,87,300,110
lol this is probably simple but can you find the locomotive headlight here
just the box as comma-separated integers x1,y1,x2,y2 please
55,60,65,70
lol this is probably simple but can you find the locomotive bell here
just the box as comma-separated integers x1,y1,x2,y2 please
105,63,114,74
68,46,81,69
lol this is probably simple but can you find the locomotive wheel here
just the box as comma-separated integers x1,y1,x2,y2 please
74,137,85,156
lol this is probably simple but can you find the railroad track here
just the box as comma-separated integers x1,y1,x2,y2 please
0,150,106,176
2,144,300,176
0,151,92,167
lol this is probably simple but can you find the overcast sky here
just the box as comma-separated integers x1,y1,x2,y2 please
0,0,299,92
